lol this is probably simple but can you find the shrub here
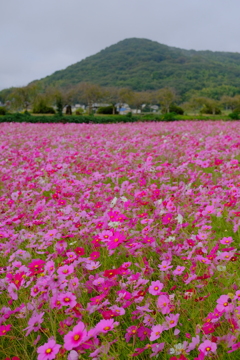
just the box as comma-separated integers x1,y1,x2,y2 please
169,104,184,115
33,100,55,114
75,108,84,115
161,112,176,121
0,106,7,115
126,112,132,118
24,110,31,116
229,111,240,120
97,105,118,114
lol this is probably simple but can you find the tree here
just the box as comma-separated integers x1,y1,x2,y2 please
50,86,77,116
128,91,150,114
118,88,134,112
221,95,240,112
183,96,206,115
9,84,39,111
103,87,120,114
77,83,103,115
155,88,177,113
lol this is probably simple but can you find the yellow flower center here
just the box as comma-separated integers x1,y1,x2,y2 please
45,348,52,354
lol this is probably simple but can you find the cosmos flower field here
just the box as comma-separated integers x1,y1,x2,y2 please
1,121,240,360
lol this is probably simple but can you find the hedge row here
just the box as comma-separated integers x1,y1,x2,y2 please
0,113,180,123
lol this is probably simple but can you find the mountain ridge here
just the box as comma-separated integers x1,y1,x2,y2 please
3,38,240,99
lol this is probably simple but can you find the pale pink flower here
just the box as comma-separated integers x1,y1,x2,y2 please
94,319,119,335
158,261,173,271
157,295,171,314
165,313,179,329
198,339,217,355
150,324,164,341
173,266,185,276
216,294,233,313
220,237,233,245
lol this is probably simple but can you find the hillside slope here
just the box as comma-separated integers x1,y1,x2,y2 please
5,38,240,98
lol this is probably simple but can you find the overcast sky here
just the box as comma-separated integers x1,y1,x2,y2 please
1,0,240,90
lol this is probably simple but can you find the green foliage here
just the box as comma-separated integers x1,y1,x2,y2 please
23,110,31,116
56,96,63,117
161,112,176,121
0,106,7,115
200,104,221,114
32,99,55,114
97,105,118,114
229,111,240,120
169,104,184,115
75,108,84,115
21,38,240,98
126,111,133,118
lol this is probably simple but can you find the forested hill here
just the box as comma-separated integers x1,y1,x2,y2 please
11,38,240,97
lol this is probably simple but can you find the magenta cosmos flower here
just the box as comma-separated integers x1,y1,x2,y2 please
0,324,11,336
64,322,88,351
58,292,77,308
198,339,217,355
37,338,61,360
149,280,164,295
162,213,173,224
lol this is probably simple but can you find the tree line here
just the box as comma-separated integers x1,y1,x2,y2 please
1,82,240,116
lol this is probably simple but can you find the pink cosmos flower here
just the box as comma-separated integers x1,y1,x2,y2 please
165,313,179,329
150,342,165,357
198,339,217,355
45,229,59,240
162,213,173,225
220,237,233,245
64,322,88,351
94,319,119,335
173,266,185,276
0,324,11,336
58,292,77,308
150,324,164,341
137,326,151,340
28,259,45,274
37,338,61,360
228,342,240,353
107,231,126,250
202,322,216,334
216,294,233,313
69,277,79,291
84,260,101,270
125,326,138,342
149,280,164,295
57,265,74,277
157,295,171,314
89,251,100,260
158,261,173,271
24,312,44,336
